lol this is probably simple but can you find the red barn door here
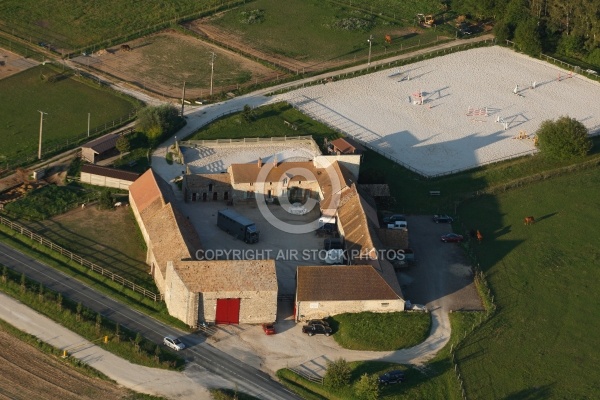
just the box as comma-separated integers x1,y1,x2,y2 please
215,298,240,324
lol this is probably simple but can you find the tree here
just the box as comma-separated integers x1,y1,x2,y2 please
536,116,591,159
76,302,83,322
136,105,185,145
514,17,543,55
115,136,130,159
98,189,113,210
242,104,256,123
95,313,102,335
354,373,380,400
324,358,352,388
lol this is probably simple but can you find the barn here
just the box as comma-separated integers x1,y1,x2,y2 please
81,133,120,164
296,266,404,321
129,168,277,327
80,164,139,190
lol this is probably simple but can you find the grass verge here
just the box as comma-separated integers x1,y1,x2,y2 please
0,223,190,332
0,266,184,370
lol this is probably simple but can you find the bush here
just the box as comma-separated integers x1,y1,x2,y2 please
324,358,351,388
4,184,89,220
354,373,380,400
240,9,265,24
536,116,592,160
513,18,542,55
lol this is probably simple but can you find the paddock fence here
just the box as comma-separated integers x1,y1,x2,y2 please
0,215,162,302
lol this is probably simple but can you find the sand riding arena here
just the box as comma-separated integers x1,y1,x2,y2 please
275,46,600,177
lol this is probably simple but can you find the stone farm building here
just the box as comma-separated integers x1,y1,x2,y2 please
127,140,404,326
129,169,277,326
179,150,405,323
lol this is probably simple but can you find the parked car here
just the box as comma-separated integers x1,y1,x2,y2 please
302,323,332,336
307,319,330,327
406,302,428,313
324,238,344,251
163,336,185,351
433,214,453,223
316,223,337,236
262,323,276,335
441,233,464,243
378,370,405,385
383,214,406,224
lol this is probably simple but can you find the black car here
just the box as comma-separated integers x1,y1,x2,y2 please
324,238,344,251
307,319,330,327
433,214,453,223
316,223,337,236
383,214,406,224
378,370,405,385
302,323,332,336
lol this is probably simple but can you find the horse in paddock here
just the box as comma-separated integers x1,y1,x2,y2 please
120,44,132,52
524,216,535,225
476,230,483,243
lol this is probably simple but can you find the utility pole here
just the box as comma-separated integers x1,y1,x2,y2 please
87,113,90,137
209,52,215,97
181,81,186,117
38,110,47,160
367,35,373,70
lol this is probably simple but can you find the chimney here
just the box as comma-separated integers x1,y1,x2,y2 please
257,157,263,168
273,155,278,168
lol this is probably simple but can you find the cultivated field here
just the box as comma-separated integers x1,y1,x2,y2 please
275,46,600,176
191,0,445,73
0,47,38,80
0,325,129,400
0,64,137,165
455,167,600,399
74,30,277,99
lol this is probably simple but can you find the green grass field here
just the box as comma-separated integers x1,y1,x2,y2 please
0,0,238,50
358,137,600,215
331,312,430,351
15,205,152,289
207,0,443,65
0,65,137,164
454,167,600,399
188,101,343,145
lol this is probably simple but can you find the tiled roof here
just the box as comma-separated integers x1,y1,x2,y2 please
83,134,119,154
330,137,365,154
229,161,317,185
184,173,232,190
296,265,400,301
81,164,140,182
175,260,277,293
129,169,166,214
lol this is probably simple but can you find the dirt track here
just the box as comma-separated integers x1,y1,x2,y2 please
0,327,128,400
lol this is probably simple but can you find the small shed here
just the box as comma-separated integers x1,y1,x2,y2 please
80,164,140,190
327,137,365,156
81,134,119,163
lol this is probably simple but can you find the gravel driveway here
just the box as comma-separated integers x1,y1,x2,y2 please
398,215,483,312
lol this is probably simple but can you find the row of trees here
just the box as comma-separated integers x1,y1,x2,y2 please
451,0,600,63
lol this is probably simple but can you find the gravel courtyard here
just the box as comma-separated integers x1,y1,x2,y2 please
275,46,600,176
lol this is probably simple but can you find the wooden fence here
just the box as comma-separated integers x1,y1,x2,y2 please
0,215,162,302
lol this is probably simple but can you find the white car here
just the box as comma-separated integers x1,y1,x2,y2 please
163,336,185,351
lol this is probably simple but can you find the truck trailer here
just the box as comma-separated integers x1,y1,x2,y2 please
217,209,259,244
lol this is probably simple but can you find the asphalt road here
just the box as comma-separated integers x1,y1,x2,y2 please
0,241,300,400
